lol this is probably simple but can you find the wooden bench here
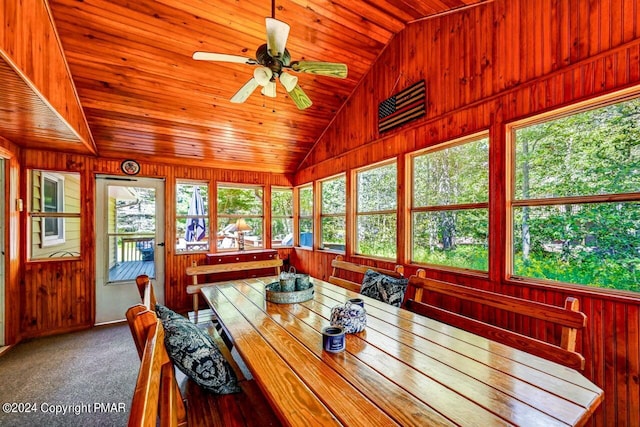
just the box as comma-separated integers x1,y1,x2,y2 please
127,277,282,427
186,258,283,323
328,254,405,293
405,273,588,370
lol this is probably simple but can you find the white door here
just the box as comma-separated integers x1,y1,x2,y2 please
95,175,165,324
0,159,4,345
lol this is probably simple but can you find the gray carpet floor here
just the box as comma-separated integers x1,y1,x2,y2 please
0,323,139,427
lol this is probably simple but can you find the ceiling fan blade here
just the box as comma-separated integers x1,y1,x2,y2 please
290,61,348,79
192,52,257,65
261,81,277,98
287,84,312,110
230,78,260,103
265,17,290,58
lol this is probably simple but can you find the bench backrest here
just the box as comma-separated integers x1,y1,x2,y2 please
405,273,587,370
186,258,283,286
328,255,404,293
126,305,186,427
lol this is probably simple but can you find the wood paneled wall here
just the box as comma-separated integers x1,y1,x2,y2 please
0,137,21,345
19,150,292,338
295,1,640,426
0,0,94,152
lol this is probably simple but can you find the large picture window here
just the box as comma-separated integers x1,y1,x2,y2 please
272,187,293,247
298,185,313,248
320,175,345,252
355,162,397,259
510,95,640,293
217,184,264,250
410,135,489,271
176,182,209,252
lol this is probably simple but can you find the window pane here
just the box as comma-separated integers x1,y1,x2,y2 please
356,214,396,258
412,209,488,271
357,163,397,212
272,218,293,246
513,203,639,292
176,183,209,252
31,217,81,258
321,177,345,214
413,138,489,207
321,217,345,251
299,218,313,247
272,188,293,216
217,186,263,215
514,99,640,200
299,186,313,216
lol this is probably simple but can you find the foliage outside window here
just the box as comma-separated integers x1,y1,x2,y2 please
217,184,264,250
320,175,346,252
411,135,489,271
356,162,397,258
272,187,293,247
298,185,313,248
176,182,209,252
511,96,640,293
30,170,81,259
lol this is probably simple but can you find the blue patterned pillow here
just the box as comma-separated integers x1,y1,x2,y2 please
155,304,240,394
360,269,408,307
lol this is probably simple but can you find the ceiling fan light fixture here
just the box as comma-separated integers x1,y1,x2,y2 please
261,81,277,98
279,72,298,92
265,17,290,58
253,66,273,86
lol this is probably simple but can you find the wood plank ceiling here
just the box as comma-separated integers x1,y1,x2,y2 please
47,0,483,173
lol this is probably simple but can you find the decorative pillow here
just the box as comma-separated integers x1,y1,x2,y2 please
155,304,241,394
360,269,408,307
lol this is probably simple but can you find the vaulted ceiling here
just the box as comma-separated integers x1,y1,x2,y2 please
45,0,483,173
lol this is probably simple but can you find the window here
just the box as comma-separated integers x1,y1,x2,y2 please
42,173,65,244
298,185,313,248
176,182,209,252
29,170,81,259
510,95,640,293
217,184,264,250
410,135,489,271
320,175,346,251
272,187,293,247
355,162,397,258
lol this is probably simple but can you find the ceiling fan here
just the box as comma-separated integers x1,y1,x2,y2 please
192,2,347,110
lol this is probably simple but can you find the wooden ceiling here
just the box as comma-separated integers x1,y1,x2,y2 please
45,0,483,173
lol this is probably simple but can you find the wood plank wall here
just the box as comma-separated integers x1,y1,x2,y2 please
294,1,640,426
0,0,94,151
0,137,21,345
19,150,292,338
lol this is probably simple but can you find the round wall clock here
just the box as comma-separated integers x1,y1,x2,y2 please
121,159,140,175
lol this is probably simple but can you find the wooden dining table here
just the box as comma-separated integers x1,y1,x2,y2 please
200,276,603,427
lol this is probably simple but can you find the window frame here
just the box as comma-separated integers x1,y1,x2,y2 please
271,186,294,248
216,183,265,252
319,174,346,253
175,180,210,254
408,132,490,273
354,159,398,261
296,184,313,249
506,88,640,295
